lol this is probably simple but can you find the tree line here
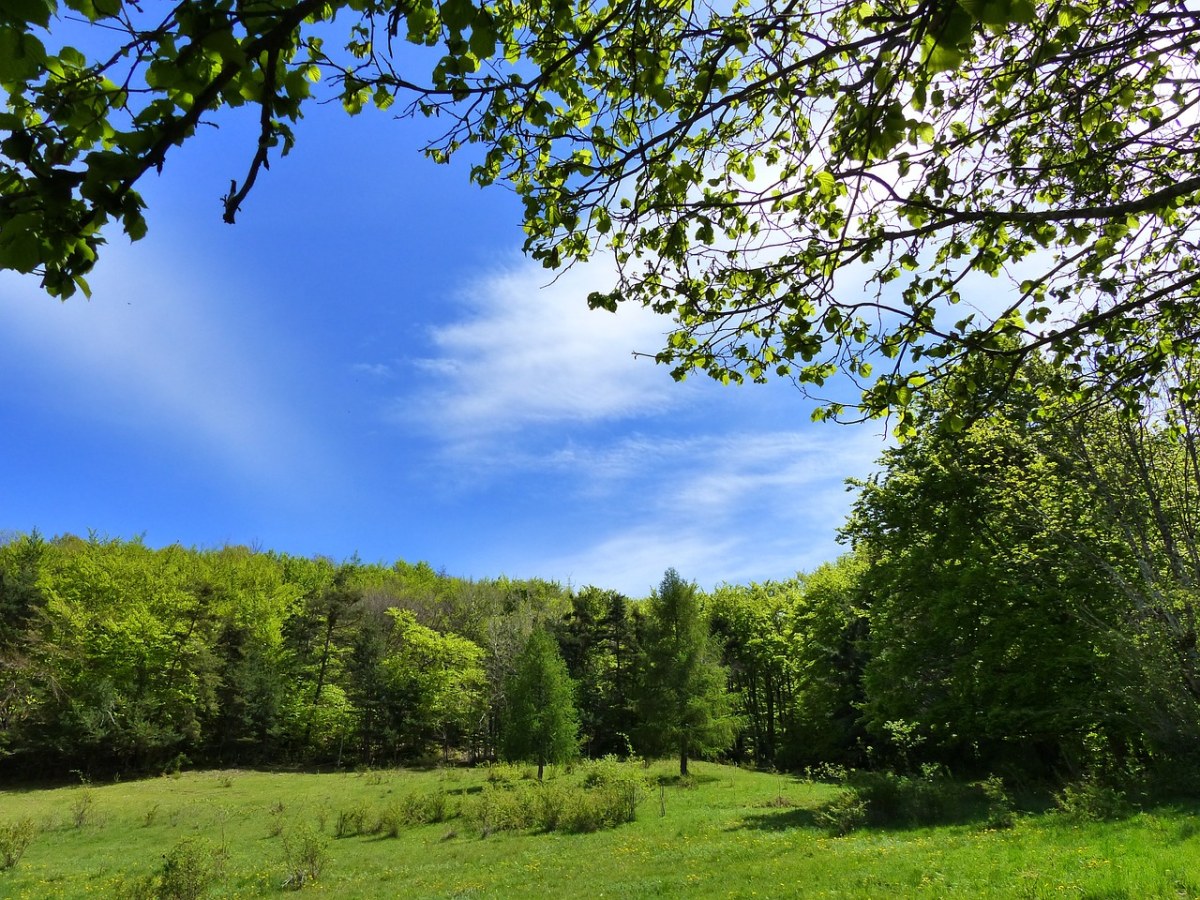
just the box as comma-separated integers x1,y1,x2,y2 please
4,356,1200,786
0,538,733,778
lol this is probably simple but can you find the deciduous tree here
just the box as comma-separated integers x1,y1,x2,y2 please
5,0,1199,419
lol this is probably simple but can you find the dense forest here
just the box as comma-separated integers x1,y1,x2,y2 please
4,358,1200,793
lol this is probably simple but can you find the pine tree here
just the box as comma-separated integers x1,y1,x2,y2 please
638,569,736,776
502,630,580,781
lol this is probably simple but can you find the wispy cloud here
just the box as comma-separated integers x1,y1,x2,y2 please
352,362,394,378
510,426,888,594
402,259,679,437
0,245,326,490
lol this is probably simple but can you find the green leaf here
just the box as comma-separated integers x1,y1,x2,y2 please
0,0,55,28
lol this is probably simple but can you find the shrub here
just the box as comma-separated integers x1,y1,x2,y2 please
464,784,538,835
1055,777,1133,822
463,771,645,836
578,755,627,789
378,790,456,837
281,824,330,890
977,775,1016,829
850,768,967,827
815,789,868,836
532,782,568,831
157,838,226,900
267,801,286,838
70,789,95,828
576,756,647,825
816,767,986,832
334,805,370,838
0,818,36,871
122,838,226,900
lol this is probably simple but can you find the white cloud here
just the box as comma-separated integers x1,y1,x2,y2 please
404,259,679,436
520,426,888,594
0,246,326,489
352,362,394,378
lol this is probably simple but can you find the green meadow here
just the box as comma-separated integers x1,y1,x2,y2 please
1,762,1198,898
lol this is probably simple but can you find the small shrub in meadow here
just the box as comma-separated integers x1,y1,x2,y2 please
978,775,1016,829
377,791,455,837
815,789,868,836
579,755,634,789
561,789,605,833
70,789,95,828
0,818,37,871
281,824,330,890
123,837,226,900
845,767,969,827
464,784,537,835
377,805,403,839
1055,777,1133,822
267,801,286,837
157,838,226,899
405,789,453,825
532,782,568,831
464,768,644,836
334,805,369,838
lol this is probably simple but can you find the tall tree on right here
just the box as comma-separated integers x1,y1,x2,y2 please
638,570,735,776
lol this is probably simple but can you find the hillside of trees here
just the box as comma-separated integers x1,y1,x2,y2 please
3,358,1200,792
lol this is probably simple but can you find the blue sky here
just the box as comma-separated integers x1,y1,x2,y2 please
0,87,890,597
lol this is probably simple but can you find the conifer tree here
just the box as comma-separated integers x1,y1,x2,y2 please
501,629,579,781
638,570,735,776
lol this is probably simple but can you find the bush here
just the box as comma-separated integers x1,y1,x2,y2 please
123,838,226,900
0,818,36,871
378,790,455,836
575,756,647,827
70,789,95,828
463,768,646,837
533,782,568,832
334,805,370,838
815,789,868,836
464,784,538,835
977,775,1015,829
1055,777,1133,822
578,755,631,788
815,767,992,833
157,838,226,900
281,824,330,890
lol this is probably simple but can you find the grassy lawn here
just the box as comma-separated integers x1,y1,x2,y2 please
1,762,1198,898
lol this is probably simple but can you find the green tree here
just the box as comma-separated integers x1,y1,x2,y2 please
24,536,222,772
382,609,487,759
554,586,642,757
708,580,798,767
501,628,579,780
5,0,1198,419
638,569,735,776
843,355,1200,776
783,556,871,769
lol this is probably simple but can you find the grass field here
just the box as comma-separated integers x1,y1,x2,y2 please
1,761,1198,898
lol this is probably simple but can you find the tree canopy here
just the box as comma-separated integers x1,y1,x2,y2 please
4,0,1198,422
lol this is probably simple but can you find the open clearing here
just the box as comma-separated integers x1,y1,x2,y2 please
1,762,1198,898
